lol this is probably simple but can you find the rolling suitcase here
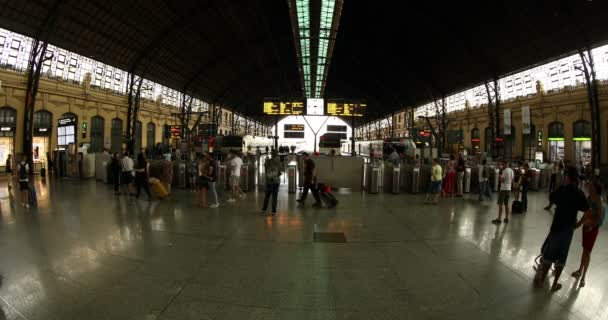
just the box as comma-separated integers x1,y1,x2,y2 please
512,200,524,214
150,179,169,199
318,183,338,208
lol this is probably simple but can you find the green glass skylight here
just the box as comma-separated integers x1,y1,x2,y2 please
314,0,335,98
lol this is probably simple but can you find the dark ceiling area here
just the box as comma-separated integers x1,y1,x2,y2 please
0,1,608,123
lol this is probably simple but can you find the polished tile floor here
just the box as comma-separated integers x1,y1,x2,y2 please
0,177,607,320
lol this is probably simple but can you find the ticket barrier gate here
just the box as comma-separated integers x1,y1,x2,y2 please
392,166,401,194
493,168,500,191
464,167,471,193
288,163,297,194
411,167,420,194
529,168,540,191
383,163,393,193
247,161,257,191
240,163,250,192
217,163,227,192
366,164,381,194
178,161,187,189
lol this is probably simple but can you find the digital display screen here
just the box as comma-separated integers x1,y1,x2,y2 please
327,125,347,132
326,101,365,117
284,124,305,131
263,100,304,115
284,131,305,139
306,98,325,115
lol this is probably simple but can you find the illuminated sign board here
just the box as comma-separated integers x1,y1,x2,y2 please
306,98,325,115
263,100,304,115
326,100,366,117
284,124,305,131
170,125,182,138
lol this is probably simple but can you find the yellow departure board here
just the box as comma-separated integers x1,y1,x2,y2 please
284,124,305,131
263,100,304,115
326,101,365,116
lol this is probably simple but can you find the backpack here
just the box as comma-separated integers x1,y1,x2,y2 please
18,162,27,180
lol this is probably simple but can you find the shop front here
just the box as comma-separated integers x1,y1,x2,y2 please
471,128,480,155
548,121,565,163
0,107,16,172
33,110,53,172
55,113,78,177
572,120,592,166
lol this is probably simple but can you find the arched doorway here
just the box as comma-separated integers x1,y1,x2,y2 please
111,118,123,154
0,106,16,172
471,128,480,155
90,116,104,153
33,110,52,169
573,120,592,165
548,121,565,162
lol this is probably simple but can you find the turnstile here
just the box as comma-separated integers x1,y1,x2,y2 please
392,166,401,194
247,161,256,191
217,163,227,192
530,168,540,190
178,161,187,189
411,167,420,194
240,163,250,192
493,168,500,191
367,165,381,194
287,164,297,193
464,167,471,193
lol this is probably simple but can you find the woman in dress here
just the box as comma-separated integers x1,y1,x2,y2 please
443,154,456,197
572,180,604,287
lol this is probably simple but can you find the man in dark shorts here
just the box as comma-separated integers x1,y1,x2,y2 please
534,167,589,292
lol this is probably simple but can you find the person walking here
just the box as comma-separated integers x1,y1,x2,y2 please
134,153,152,201
571,180,604,288
477,159,491,201
204,153,219,208
110,153,121,196
160,153,173,194
520,163,532,211
261,149,283,215
455,153,465,197
297,152,321,208
424,158,443,204
227,150,245,202
534,167,589,292
544,162,565,211
17,155,29,207
443,155,456,197
196,156,210,207
492,161,514,224
121,151,135,201
5,154,12,190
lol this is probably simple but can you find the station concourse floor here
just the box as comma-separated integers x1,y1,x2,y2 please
0,178,607,320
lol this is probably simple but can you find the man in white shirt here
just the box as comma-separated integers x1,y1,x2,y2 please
121,152,134,199
492,161,514,224
227,150,245,202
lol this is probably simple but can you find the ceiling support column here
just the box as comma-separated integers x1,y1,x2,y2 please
578,47,601,169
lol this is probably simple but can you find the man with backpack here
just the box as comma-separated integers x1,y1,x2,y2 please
261,149,283,216
477,159,491,201
17,154,30,207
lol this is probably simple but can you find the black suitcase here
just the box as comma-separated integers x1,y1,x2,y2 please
318,183,338,208
512,200,524,214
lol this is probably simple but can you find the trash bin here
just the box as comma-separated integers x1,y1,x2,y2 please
392,166,401,194
464,167,471,193
288,163,297,194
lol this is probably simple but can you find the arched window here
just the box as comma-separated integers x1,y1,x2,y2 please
33,110,52,132
134,121,142,155
573,120,591,138
162,124,170,148
58,113,77,146
522,124,536,161
147,123,156,150
471,128,480,154
111,118,123,153
90,116,104,153
548,121,565,162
